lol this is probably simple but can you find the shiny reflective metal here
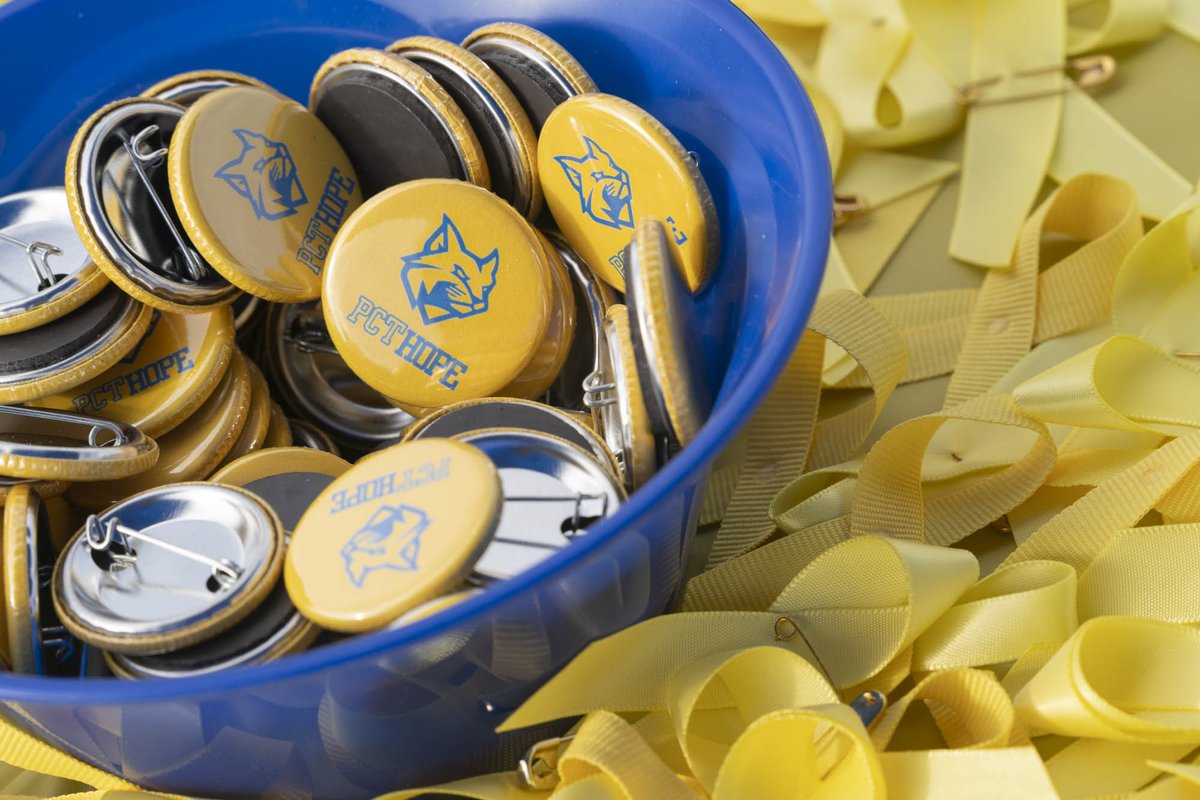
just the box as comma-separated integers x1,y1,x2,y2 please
265,302,413,448
391,40,535,215
0,188,94,320
287,418,341,456
454,429,624,583
583,320,640,486
518,734,576,790
85,514,243,588
73,99,237,306
407,397,616,476
548,233,616,410
55,483,281,652
108,583,315,678
0,405,153,472
310,59,477,197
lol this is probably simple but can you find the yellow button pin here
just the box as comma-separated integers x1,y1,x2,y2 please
285,438,501,633
538,93,719,293
67,350,252,512
323,179,554,409
168,85,363,302
498,231,576,401
31,306,235,438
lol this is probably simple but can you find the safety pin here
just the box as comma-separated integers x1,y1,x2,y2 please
85,514,243,589
0,405,127,447
775,616,889,731
582,372,617,409
518,734,577,791
833,193,869,229
956,54,1116,107
0,230,62,290
504,492,610,534
118,125,209,282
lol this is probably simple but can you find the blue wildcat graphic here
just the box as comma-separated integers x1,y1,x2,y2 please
554,137,634,230
341,504,429,588
400,214,500,326
214,129,309,221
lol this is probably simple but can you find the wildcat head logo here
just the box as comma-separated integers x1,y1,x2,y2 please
214,129,309,221
400,214,499,326
554,137,634,230
341,504,429,588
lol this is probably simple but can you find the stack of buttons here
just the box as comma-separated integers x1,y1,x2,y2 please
0,21,719,677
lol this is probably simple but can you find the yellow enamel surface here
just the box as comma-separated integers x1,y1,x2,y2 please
66,350,252,511
538,93,719,293
499,231,576,400
285,438,501,632
216,357,273,467
1,484,31,672
322,179,553,408
169,86,363,302
0,301,155,406
31,306,235,437
629,219,703,446
262,403,293,448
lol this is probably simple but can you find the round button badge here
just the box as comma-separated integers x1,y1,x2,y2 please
388,36,541,219
32,306,235,438
461,22,598,132
53,482,285,655
310,48,489,198
142,69,270,107
0,405,158,482
538,93,719,293
211,447,352,531
586,304,656,490
498,231,576,401
285,438,502,633
168,85,363,302
322,179,554,409
0,187,109,335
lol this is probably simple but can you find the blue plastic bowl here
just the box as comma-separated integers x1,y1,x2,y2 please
0,0,829,796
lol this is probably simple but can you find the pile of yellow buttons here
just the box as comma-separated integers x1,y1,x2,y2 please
0,22,720,678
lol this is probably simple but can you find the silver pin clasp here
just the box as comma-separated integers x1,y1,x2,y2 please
518,734,576,791
119,125,209,282
285,317,341,355
504,492,610,537
0,405,127,448
0,231,63,290
582,371,617,409
85,514,243,588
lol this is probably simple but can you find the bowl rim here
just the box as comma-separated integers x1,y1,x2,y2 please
0,0,831,705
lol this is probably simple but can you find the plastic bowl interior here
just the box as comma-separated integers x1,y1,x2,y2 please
0,0,830,797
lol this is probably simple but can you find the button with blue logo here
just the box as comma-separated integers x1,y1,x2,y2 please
30,306,235,438
168,85,363,303
284,438,501,632
323,179,555,410
538,93,719,294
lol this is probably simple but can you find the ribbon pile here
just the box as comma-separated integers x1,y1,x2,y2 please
5,1,1200,799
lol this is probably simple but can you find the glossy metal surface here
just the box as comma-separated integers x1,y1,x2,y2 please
0,188,93,318
549,234,616,409
457,430,624,583
265,302,414,448
55,484,279,642
73,100,238,307
0,1,830,797
0,405,154,470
